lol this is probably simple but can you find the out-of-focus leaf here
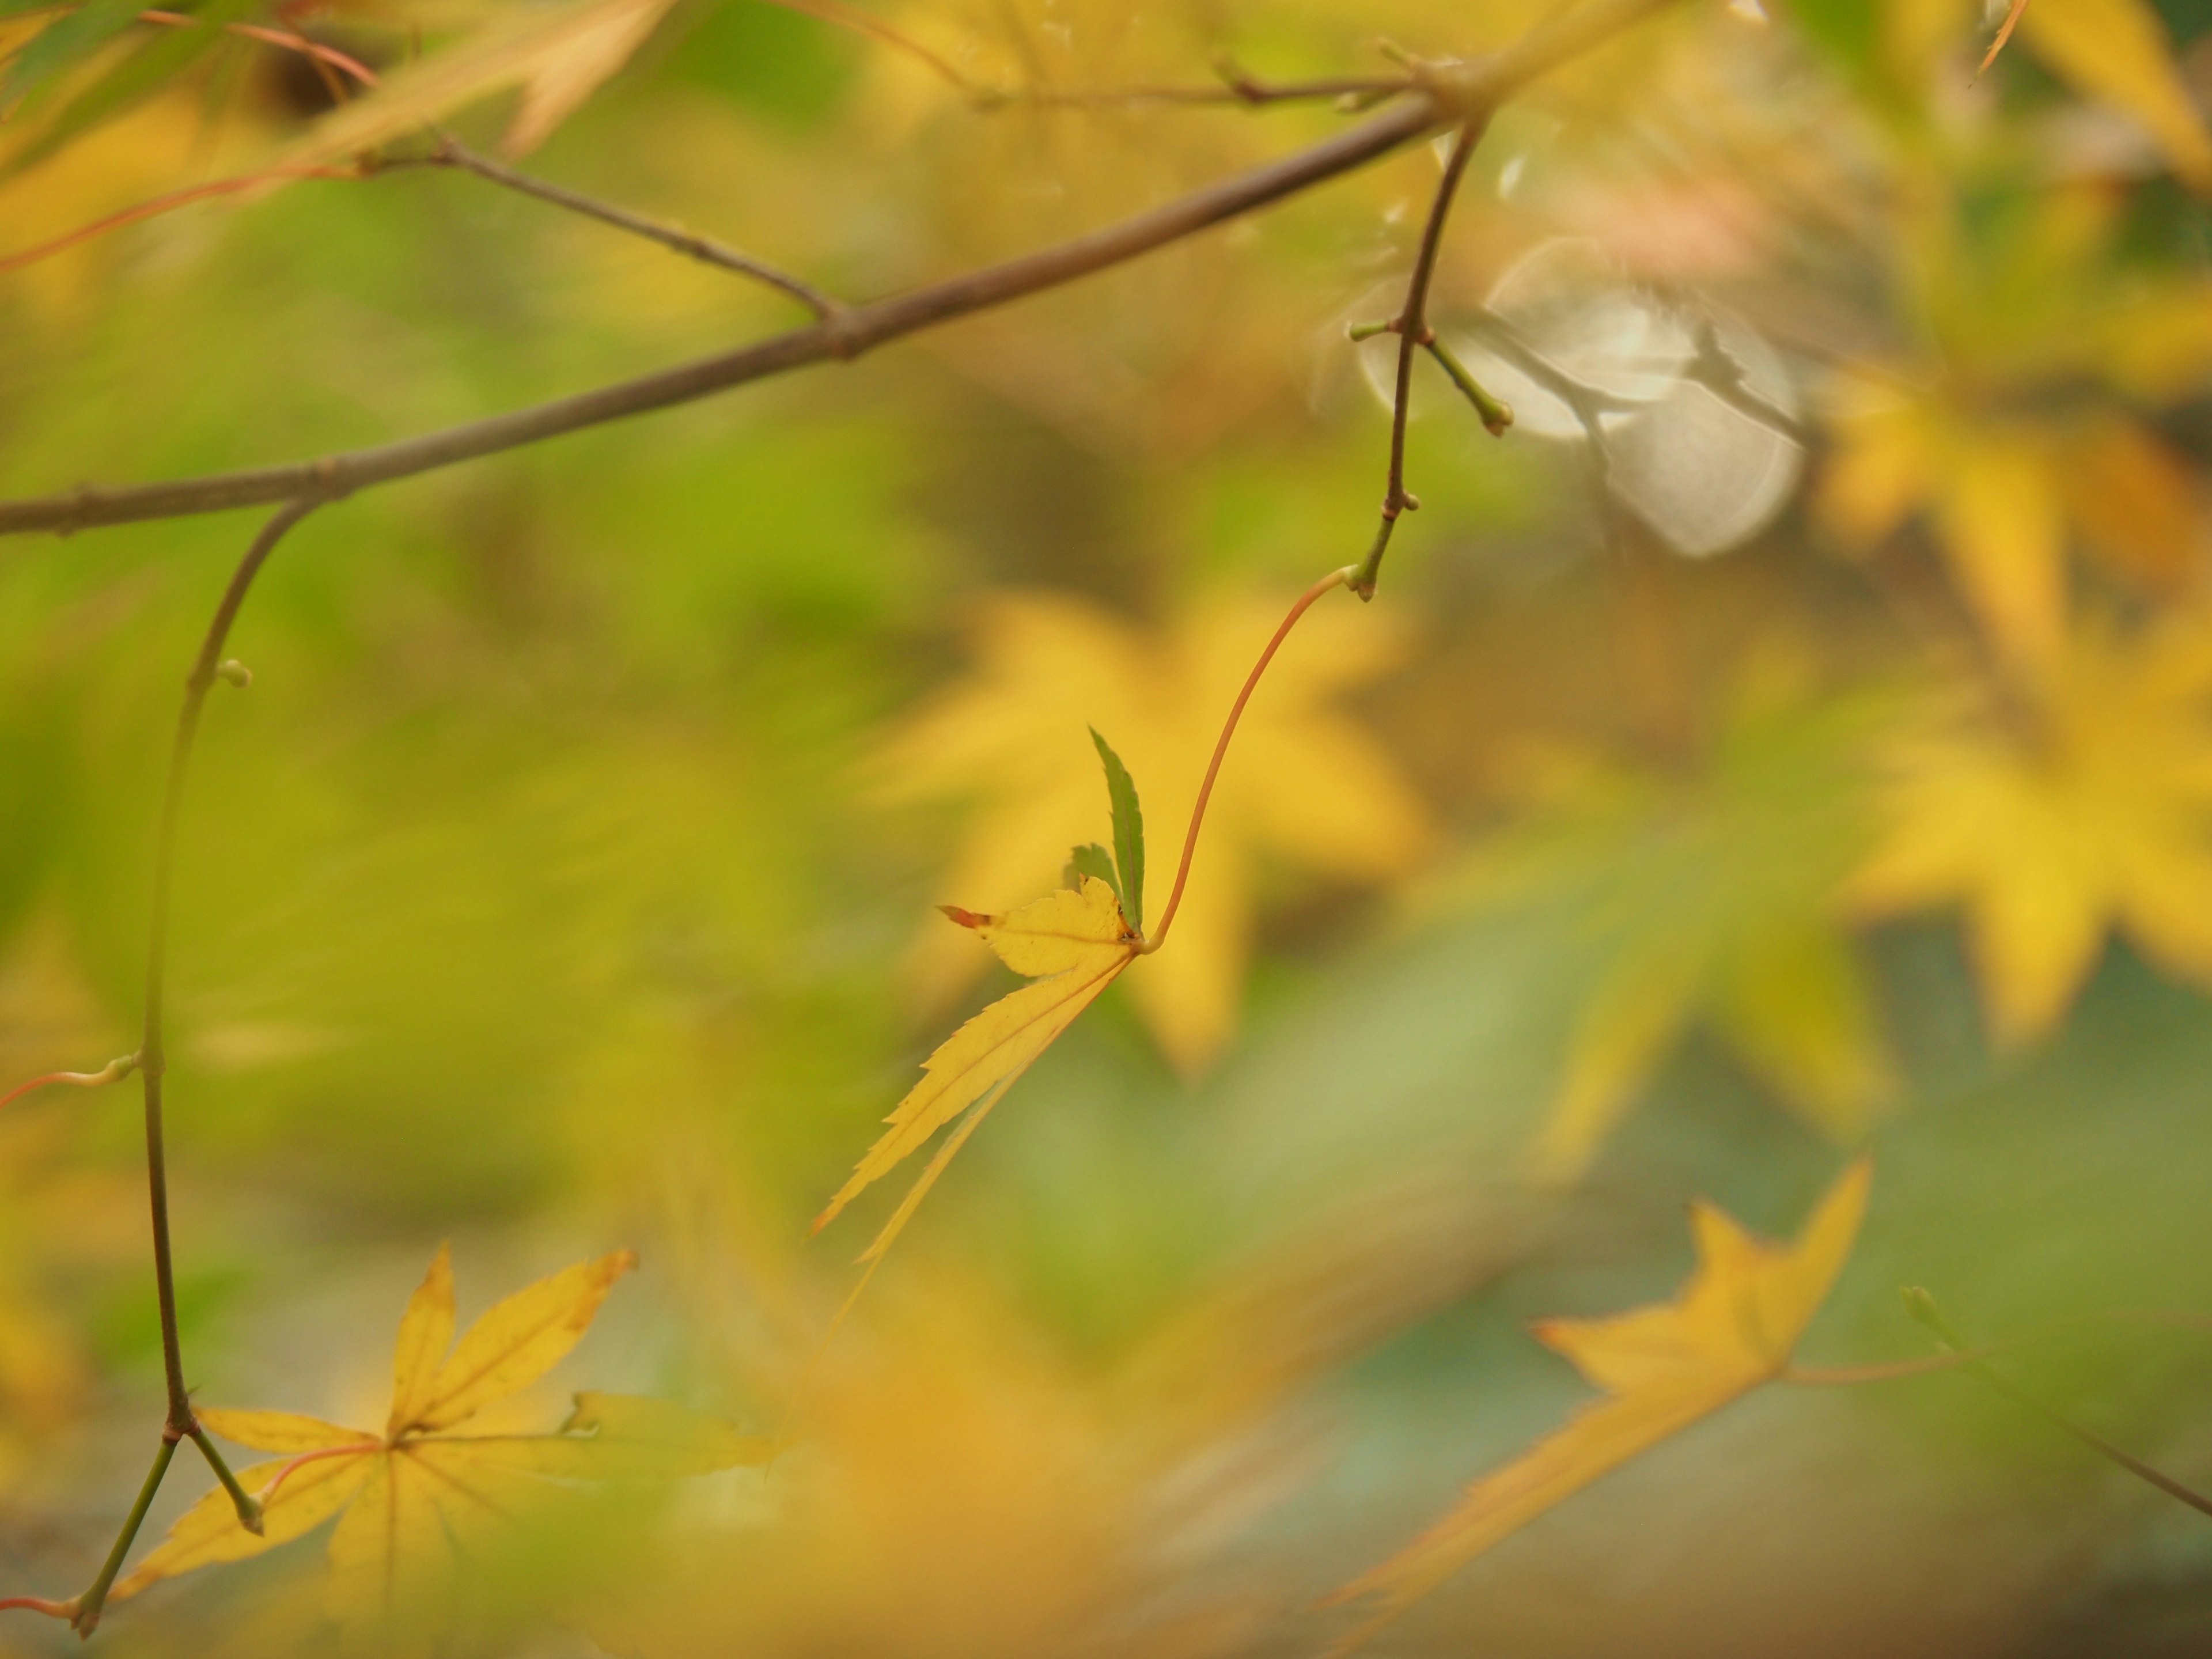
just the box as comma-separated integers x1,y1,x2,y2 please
1321,1159,1872,1654
813,877,1138,1266
0,0,141,111
1851,618,2212,1041
1930,430,2066,673
1088,727,1145,934
1,0,257,180
2020,0,2212,190
2063,420,2209,595
285,0,678,166
1463,687,1890,1180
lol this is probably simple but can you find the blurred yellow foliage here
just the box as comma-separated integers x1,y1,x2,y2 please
1853,617,2212,1043
876,590,1431,1073
1464,684,1890,1179
1821,191,2212,671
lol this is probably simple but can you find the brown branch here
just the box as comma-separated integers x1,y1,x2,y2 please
0,0,1687,541
140,498,324,1435
26,499,325,1637
414,136,842,318
1349,116,1484,601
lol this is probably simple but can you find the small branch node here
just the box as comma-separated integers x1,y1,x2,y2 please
217,659,253,690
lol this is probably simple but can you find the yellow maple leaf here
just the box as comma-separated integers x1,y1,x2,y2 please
1850,618,2212,1043
1321,1158,1872,1654
114,1245,768,1635
875,590,1430,1073
814,876,1139,1265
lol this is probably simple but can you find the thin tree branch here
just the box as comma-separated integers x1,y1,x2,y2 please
1349,118,1484,601
67,1435,176,1635
31,499,325,1636
141,498,323,1434
0,0,1689,540
411,137,843,319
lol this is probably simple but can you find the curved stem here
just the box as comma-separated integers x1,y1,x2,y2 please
0,1054,137,1114
141,498,323,1436
1141,567,1352,955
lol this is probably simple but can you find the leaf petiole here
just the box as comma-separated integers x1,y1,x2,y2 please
187,1425,264,1535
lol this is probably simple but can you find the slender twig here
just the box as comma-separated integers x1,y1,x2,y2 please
1902,1288,2212,1522
0,1054,137,1114
142,499,323,1432
1349,118,1484,600
0,0,1692,539
22,500,330,1638
1423,336,1514,435
0,165,368,278
1142,567,1354,954
67,1436,176,1635
412,137,842,319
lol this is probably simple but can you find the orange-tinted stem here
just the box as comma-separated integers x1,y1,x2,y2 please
0,1056,135,1114
1141,566,1352,955
135,11,381,87
0,166,363,278
0,1598,72,1619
